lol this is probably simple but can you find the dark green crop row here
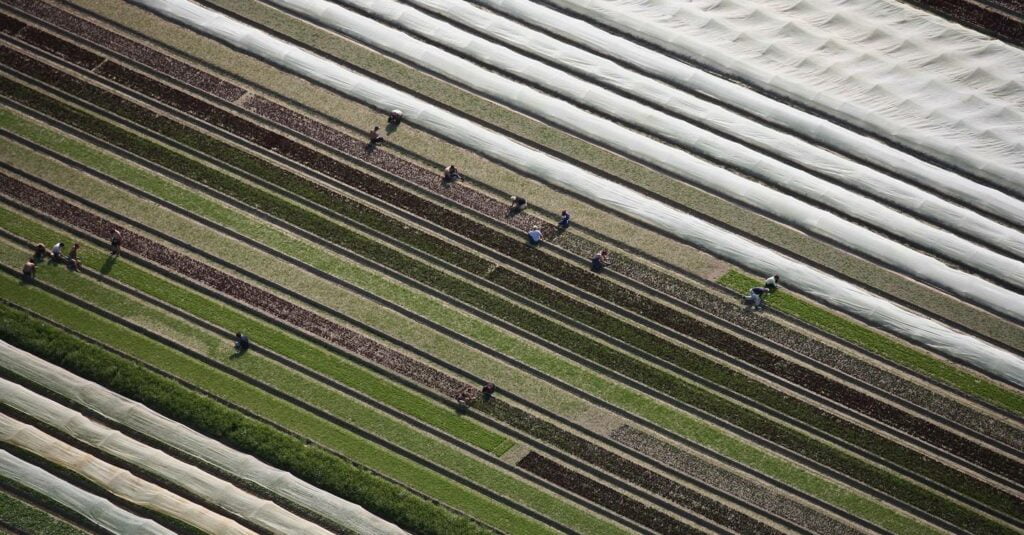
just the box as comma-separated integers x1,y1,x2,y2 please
0,68,1015,532
0,302,489,535
0,473,94,535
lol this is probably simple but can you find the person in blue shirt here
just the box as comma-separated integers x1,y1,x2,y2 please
558,210,571,229
527,226,543,245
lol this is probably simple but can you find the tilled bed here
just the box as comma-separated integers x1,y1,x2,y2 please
0,174,792,535
0,51,1020,533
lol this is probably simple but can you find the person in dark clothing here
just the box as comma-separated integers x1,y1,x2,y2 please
509,196,527,213
557,210,571,230
367,126,385,147
234,332,250,353
443,165,461,182
33,243,47,262
67,243,82,271
591,250,610,272
387,109,403,126
481,382,496,401
745,287,770,310
110,230,122,256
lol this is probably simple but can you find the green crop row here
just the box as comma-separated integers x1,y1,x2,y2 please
0,106,937,535
1,72,1014,532
718,271,1024,415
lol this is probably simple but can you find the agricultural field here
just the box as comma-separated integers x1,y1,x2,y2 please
0,0,1021,533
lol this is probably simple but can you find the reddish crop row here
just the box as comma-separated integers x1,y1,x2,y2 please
2,55,1018,533
610,426,859,535
5,0,245,100
0,174,781,534
517,452,699,535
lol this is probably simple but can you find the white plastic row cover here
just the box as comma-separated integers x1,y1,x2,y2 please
0,449,174,535
129,0,1024,386
0,411,257,535
404,0,1024,262
261,0,1024,322
0,376,332,535
473,0,1024,230
0,340,407,535
546,0,1024,195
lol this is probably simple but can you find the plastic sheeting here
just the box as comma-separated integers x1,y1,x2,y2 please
0,413,256,535
287,0,1024,292
0,377,333,535
259,0,1024,318
404,0,1024,263
0,449,174,535
129,0,1024,386
474,0,1024,230
543,0,1024,195
0,341,406,535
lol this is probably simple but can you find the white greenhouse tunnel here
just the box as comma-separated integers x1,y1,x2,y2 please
0,449,174,535
0,413,257,535
0,341,408,535
0,377,334,535
256,0,1024,319
129,0,1024,384
540,0,1024,194
402,0,1024,262
475,0,1024,231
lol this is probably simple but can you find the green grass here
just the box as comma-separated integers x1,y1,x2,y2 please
0,108,944,535
0,487,87,535
719,270,1024,416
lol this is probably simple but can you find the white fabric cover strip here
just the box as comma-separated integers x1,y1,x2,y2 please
474,0,1024,230
403,0,1024,262
0,377,332,535
0,449,173,535
261,0,1024,318
0,413,256,535
543,0,1024,194
0,341,407,535
129,0,1024,385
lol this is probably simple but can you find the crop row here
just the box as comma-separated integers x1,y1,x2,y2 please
0,299,488,535
0,173,781,534
0,481,88,535
0,68,1015,533
65,44,1024,488
517,452,698,535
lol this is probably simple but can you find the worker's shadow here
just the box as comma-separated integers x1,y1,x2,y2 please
229,346,249,359
385,122,399,134
100,255,118,275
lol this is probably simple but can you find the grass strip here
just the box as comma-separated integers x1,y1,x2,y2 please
1,70,1016,532
0,485,88,535
0,110,940,534
0,211,625,535
718,270,1024,415
0,271,545,535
